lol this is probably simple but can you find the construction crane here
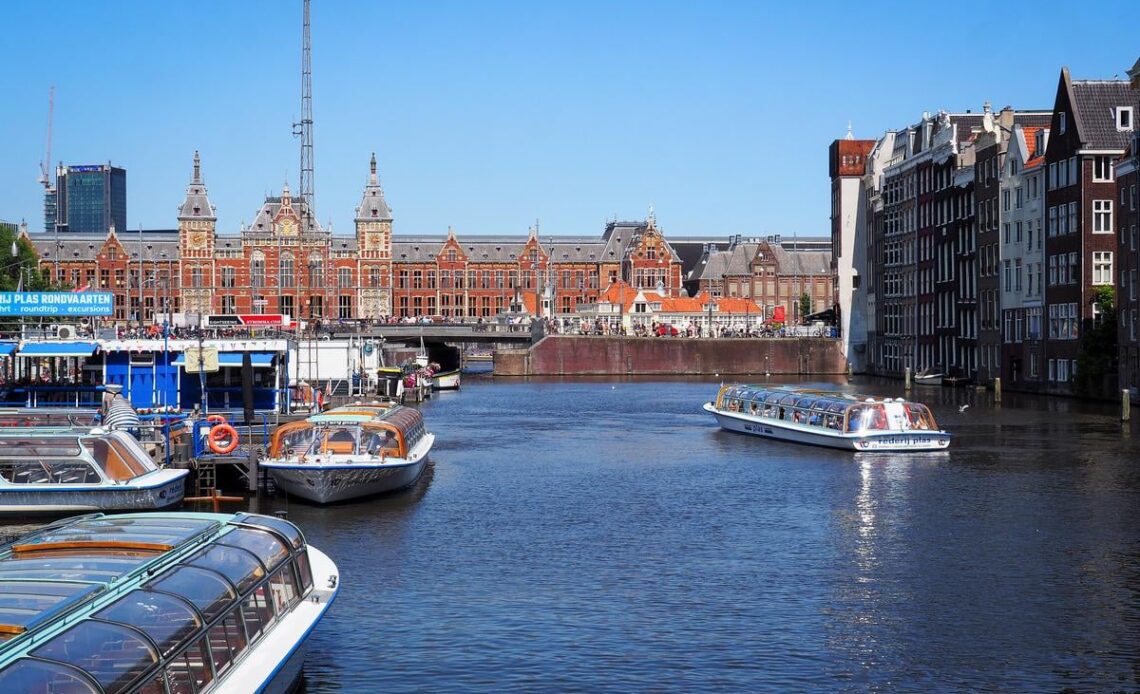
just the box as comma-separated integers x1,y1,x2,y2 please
39,86,57,238
38,86,54,190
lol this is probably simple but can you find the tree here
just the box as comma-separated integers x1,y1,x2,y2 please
1073,285,1117,398
798,292,812,323
0,228,51,292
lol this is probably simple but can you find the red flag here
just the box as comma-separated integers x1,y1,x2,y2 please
772,306,786,322
73,284,90,292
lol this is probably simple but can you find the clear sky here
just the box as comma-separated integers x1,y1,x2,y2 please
0,1,1136,239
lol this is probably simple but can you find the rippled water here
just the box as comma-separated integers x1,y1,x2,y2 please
265,377,1140,692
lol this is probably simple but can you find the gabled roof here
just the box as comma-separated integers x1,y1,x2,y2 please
1070,78,1139,150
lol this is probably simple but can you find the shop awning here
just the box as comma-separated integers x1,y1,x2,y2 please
16,342,99,358
0,343,17,357
172,352,275,368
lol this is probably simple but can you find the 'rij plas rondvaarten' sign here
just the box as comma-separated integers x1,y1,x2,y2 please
0,292,114,316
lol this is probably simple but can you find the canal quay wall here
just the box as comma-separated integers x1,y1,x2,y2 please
493,336,846,376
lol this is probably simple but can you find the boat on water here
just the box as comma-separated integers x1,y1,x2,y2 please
432,367,461,390
0,511,339,694
0,427,189,515
704,385,951,452
261,405,435,504
913,368,943,386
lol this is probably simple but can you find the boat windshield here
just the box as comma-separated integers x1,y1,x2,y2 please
80,436,155,481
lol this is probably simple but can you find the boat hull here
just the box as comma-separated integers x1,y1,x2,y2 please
912,375,943,386
263,434,434,504
0,468,189,515
703,403,950,452
432,369,461,390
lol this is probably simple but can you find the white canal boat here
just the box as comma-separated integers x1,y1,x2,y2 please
432,368,461,390
0,511,338,694
704,385,951,452
261,406,434,504
0,427,188,515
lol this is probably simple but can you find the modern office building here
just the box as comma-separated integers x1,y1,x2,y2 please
54,163,127,235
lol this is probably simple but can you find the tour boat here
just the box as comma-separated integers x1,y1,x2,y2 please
704,385,951,452
261,405,434,504
0,427,189,515
432,367,461,391
0,511,339,694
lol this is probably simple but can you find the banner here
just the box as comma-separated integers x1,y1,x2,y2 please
0,292,114,316
204,314,291,327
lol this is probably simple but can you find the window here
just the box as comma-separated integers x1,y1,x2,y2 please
1059,112,1066,134
1118,106,1134,132
1092,251,1113,285
1093,200,1113,233
1093,155,1114,181
280,253,295,288
221,267,236,288
338,267,352,289
251,252,265,288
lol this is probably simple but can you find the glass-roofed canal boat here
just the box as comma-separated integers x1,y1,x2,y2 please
0,512,338,693
0,428,189,516
704,385,951,452
261,405,434,504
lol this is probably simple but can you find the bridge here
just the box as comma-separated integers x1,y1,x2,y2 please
326,323,538,346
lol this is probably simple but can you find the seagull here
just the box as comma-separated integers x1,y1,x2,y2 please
958,404,970,413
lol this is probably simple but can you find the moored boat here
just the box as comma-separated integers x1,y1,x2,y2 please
0,426,189,515
913,368,943,386
261,405,434,504
0,511,339,694
432,367,461,390
704,385,950,452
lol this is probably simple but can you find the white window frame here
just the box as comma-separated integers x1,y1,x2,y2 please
1093,155,1114,182
1118,106,1134,132
1093,199,1113,234
1092,251,1113,285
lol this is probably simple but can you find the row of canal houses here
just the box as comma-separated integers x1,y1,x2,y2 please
831,61,1140,398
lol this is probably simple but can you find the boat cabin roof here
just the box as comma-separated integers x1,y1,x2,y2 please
0,512,312,691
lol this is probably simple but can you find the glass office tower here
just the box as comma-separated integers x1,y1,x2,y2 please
54,164,126,234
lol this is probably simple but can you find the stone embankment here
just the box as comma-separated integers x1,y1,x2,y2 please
494,335,846,376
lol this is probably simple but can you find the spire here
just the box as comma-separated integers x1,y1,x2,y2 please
845,121,854,140
354,153,391,222
447,225,455,240
178,151,216,221
647,204,656,229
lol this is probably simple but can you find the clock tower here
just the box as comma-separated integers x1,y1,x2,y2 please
354,153,393,318
177,151,217,316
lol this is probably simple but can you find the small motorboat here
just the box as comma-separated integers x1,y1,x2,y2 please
432,367,461,390
0,426,189,515
261,405,435,504
913,368,943,386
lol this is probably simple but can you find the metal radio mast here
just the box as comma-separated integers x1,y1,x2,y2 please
293,0,314,220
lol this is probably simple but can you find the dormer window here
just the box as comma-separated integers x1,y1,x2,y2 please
1118,106,1134,132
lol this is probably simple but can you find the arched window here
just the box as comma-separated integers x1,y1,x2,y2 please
251,251,265,289
308,252,324,287
280,252,295,288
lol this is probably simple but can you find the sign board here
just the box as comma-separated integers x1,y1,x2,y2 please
0,292,114,317
183,346,220,373
204,314,291,327
252,299,268,307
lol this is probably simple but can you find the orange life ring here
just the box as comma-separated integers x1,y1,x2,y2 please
207,424,240,455
207,414,228,426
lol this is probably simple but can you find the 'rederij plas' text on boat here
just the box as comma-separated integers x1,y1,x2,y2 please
0,511,338,693
704,385,950,452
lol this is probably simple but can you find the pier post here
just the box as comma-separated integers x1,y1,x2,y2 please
1124,390,1132,422
994,377,1002,403
904,366,912,391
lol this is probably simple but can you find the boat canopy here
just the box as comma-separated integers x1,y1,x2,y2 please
716,385,940,433
0,429,162,486
0,513,316,693
269,405,428,460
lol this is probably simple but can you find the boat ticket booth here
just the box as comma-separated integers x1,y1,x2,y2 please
102,338,290,413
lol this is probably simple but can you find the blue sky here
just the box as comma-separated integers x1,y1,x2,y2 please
1,1,1136,239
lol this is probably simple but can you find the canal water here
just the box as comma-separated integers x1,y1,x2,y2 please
268,377,1140,692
